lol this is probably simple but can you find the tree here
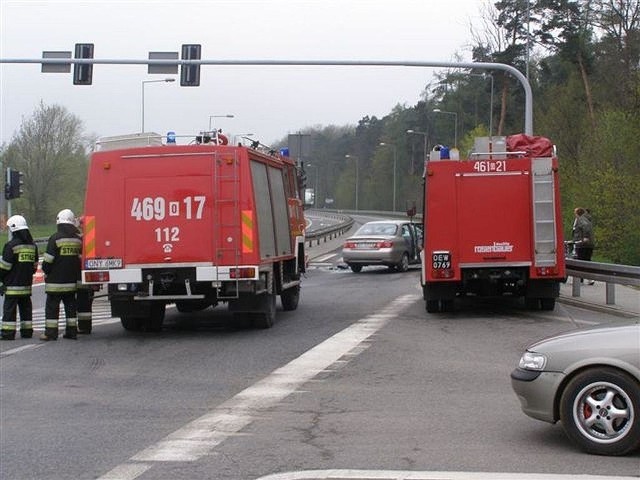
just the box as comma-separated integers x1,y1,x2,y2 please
1,103,89,224
536,0,598,128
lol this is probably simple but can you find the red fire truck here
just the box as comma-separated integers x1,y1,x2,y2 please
81,133,306,330
421,135,566,313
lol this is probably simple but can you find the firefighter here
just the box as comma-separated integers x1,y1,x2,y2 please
0,215,38,340
40,209,82,341
76,285,94,334
75,216,94,334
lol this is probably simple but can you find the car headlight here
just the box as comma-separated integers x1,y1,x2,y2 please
518,351,547,370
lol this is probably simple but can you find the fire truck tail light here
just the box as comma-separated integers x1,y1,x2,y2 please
432,269,454,279
230,267,256,279
536,266,558,276
85,271,110,282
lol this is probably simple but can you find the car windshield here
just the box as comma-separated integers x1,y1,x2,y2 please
355,223,398,236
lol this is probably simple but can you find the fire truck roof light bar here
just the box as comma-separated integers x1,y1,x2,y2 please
2,58,534,134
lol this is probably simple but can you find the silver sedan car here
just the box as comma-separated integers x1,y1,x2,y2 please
341,220,422,273
511,319,640,456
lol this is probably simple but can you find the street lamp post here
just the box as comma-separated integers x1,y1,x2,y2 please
469,73,494,137
344,154,359,210
209,114,234,131
433,109,458,148
406,129,427,173
379,142,397,212
141,78,175,133
306,163,319,208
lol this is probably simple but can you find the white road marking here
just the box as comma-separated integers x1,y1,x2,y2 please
0,344,45,357
313,253,338,263
97,463,151,480
96,294,420,480
255,470,637,480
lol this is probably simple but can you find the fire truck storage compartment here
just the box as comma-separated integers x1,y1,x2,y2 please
251,160,293,258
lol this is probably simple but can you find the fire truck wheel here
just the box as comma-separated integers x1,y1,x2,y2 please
426,300,440,313
281,285,300,311
349,264,363,273
425,299,454,313
396,253,410,272
525,297,541,310
145,304,166,332
120,316,144,331
540,298,556,311
253,293,276,329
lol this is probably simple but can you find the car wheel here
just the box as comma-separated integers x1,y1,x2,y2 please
560,367,640,455
396,253,409,272
349,264,363,273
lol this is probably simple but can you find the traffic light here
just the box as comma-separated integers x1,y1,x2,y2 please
180,44,201,86
5,168,24,200
73,43,94,85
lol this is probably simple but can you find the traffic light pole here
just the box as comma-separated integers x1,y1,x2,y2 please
0,57,535,134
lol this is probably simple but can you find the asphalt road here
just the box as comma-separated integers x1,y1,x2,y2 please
1,252,638,479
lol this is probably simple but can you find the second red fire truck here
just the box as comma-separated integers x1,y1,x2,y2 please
421,135,566,312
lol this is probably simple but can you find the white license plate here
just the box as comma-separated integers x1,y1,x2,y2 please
85,258,123,269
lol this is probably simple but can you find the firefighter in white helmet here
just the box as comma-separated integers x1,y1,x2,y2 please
40,209,82,341
0,215,39,340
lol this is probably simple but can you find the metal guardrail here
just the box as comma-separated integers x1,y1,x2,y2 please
565,257,640,306
305,212,354,248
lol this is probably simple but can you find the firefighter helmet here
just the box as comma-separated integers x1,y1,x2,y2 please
56,209,76,225
7,215,28,232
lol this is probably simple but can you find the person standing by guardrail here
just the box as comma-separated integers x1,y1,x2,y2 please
572,207,595,284
0,215,39,340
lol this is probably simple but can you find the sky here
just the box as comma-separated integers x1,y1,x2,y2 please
0,0,483,146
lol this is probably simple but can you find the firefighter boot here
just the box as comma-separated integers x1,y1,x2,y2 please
20,321,33,338
63,328,77,340
20,329,33,339
77,317,92,334
40,320,59,341
63,321,78,340
1,321,17,340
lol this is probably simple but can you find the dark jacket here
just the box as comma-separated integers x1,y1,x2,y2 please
572,215,594,247
42,224,82,294
0,230,38,296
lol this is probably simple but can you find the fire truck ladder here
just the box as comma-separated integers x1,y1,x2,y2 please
213,151,241,299
531,157,558,266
